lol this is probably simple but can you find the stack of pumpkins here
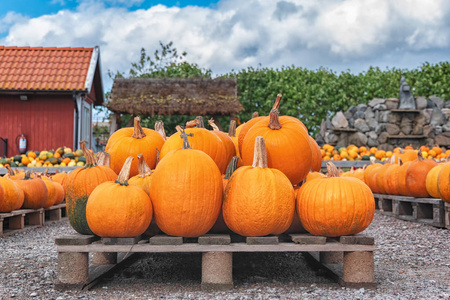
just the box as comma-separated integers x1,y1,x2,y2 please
63,94,375,238
359,147,450,202
0,167,66,213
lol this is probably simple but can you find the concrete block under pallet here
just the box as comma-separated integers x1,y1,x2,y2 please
445,202,450,229
201,252,233,291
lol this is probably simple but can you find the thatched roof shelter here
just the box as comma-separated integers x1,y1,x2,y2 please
106,77,243,116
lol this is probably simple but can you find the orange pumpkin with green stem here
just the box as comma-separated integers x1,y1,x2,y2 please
150,130,223,237
65,141,118,235
223,136,295,236
86,157,153,237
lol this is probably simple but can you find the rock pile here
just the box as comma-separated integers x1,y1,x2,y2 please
316,96,450,150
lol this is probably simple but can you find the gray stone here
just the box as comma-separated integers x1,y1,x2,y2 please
247,236,279,245
441,108,450,120
356,103,368,112
320,119,327,137
378,143,394,151
434,135,450,146
344,110,354,120
443,122,450,132
325,132,339,144
434,126,443,135
412,124,424,135
367,137,378,147
336,133,349,148
199,234,231,245
385,98,399,110
401,124,413,135
445,100,450,108
423,125,434,137
347,105,357,115
354,119,370,132
378,132,389,144
354,111,365,119
430,107,446,126
430,96,445,109
427,100,436,108
348,118,355,127
366,118,378,131
416,110,431,125
331,112,348,128
373,104,387,111
326,118,333,130
416,96,428,110
386,124,400,135
368,98,385,108
367,131,378,140
348,132,368,146
379,111,400,123
150,235,183,245
315,133,325,146
399,76,416,109
364,107,375,119
375,123,387,135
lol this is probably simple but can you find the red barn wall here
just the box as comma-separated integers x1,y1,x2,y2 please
0,94,74,157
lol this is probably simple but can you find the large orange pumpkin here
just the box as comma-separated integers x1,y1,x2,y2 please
150,131,223,237
51,171,69,191
425,163,445,198
238,112,265,156
437,163,450,202
86,157,153,237
105,116,165,177
405,154,437,198
128,154,153,196
14,171,48,209
0,176,23,212
297,162,375,237
309,136,322,172
65,141,118,235
241,108,312,186
223,137,295,236
397,160,413,196
384,159,401,195
208,118,236,169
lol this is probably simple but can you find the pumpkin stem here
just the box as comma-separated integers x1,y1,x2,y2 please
96,152,111,167
272,93,282,110
252,136,268,168
156,148,160,167
44,168,49,177
228,120,237,137
180,130,194,149
175,125,183,132
268,109,282,130
131,116,147,139
224,156,239,179
417,147,425,161
24,170,32,180
196,116,205,128
5,165,15,176
115,156,134,186
252,112,259,119
326,162,340,177
80,141,97,168
186,119,199,128
137,154,152,178
208,118,220,131
154,120,167,141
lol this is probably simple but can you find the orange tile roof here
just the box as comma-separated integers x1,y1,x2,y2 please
0,46,94,91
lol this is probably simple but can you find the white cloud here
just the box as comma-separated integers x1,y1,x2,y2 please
1,0,450,91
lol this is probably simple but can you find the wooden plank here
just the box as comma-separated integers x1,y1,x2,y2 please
246,236,279,245
57,242,375,253
102,236,143,245
290,234,326,245
55,234,100,246
198,234,231,245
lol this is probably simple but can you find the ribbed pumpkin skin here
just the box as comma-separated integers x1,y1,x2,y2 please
375,163,391,194
211,130,236,171
42,179,57,208
53,182,65,205
223,167,295,236
15,177,48,209
65,166,118,235
159,128,227,173
426,164,444,198
398,161,413,196
237,116,265,155
150,148,223,237
0,177,23,212
309,136,322,172
52,172,69,191
437,163,450,202
241,118,312,186
366,165,382,193
384,164,401,195
86,182,153,237
363,163,381,186
405,158,437,198
128,175,152,196
105,127,164,177
297,176,375,237
306,171,326,182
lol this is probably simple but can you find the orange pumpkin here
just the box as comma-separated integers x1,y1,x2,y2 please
397,160,413,196
426,163,445,198
384,159,401,195
437,163,450,202
238,113,265,156
105,116,165,177
309,136,322,172
51,171,69,191
86,157,153,237
14,171,48,209
0,175,23,212
241,108,312,186
41,176,58,208
297,162,375,237
208,118,236,170
150,130,223,237
128,154,153,196
375,161,393,194
65,141,118,235
223,137,295,236
306,171,326,182
405,154,437,197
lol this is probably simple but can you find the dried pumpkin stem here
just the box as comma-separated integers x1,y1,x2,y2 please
131,116,146,139
326,162,340,177
154,120,167,141
180,130,194,149
24,170,32,180
208,118,220,131
252,112,259,119
268,109,282,130
252,136,268,168
175,125,183,132
115,156,134,186
5,165,15,176
186,119,199,128
195,116,205,128
272,93,282,110
137,154,152,177
228,120,236,137
80,141,97,167
224,156,239,179
96,152,111,167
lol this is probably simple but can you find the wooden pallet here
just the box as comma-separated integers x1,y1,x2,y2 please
445,202,450,230
0,203,67,236
55,233,376,291
373,194,445,228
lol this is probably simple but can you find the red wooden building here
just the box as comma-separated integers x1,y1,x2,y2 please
0,46,104,157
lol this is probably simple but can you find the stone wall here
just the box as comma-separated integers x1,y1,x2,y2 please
315,96,450,150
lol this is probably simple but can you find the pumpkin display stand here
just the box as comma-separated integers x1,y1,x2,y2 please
373,193,446,228
54,231,377,291
0,202,67,237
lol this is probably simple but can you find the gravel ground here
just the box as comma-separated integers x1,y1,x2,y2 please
0,213,449,300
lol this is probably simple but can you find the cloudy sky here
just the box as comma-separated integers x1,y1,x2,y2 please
1,0,450,93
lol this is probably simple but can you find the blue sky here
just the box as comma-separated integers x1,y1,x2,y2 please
1,0,450,98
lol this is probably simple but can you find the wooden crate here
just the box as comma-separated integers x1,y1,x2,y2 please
55,233,376,291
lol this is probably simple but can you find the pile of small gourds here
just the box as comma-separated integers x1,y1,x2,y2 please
57,94,375,238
